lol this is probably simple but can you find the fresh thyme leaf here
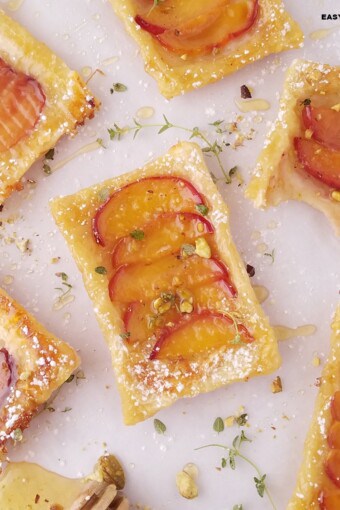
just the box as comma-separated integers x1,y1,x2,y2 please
75,369,86,385
96,138,106,148
301,98,311,106
213,417,225,433
239,430,251,445
154,418,166,434
229,450,236,470
254,475,266,497
66,374,75,383
235,413,248,427
130,229,145,240
195,204,209,216
224,166,238,184
110,82,128,93
233,505,243,510
264,249,275,264
95,266,108,275
61,407,72,413
119,332,131,341
55,272,68,282
45,148,55,160
47,406,55,412
221,457,227,468
43,163,52,175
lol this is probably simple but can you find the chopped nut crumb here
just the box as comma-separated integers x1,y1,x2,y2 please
195,238,211,259
271,376,283,394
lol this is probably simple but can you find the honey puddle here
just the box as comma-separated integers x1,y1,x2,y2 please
309,27,338,40
51,139,102,173
253,285,269,304
273,324,317,341
0,462,83,509
0,455,127,509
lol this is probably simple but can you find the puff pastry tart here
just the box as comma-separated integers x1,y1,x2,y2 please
0,9,99,203
246,59,340,235
287,307,340,510
0,288,79,454
50,141,280,424
109,0,303,98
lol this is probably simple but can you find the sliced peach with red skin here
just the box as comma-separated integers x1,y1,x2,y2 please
150,311,253,360
134,0,225,35
0,58,45,152
156,0,259,56
191,278,236,311
109,254,236,304
319,489,340,510
123,301,180,343
112,212,214,267
325,450,340,488
302,105,340,152
93,176,206,247
294,138,340,189
328,422,340,450
331,392,340,421
0,348,12,404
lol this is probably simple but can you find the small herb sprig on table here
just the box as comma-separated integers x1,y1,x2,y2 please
107,115,236,184
196,431,277,510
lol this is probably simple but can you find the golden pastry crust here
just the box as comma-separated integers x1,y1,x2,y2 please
287,307,340,509
50,141,281,425
0,9,99,203
246,59,340,235
109,0,303,98
0,288,80,454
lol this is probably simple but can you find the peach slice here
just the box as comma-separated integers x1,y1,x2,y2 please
319,490,340,510
302,105,340,152
112,212,214,267
109,254,234,304
123,301,179,344
328,422,340,450
134,0,225,35
331,392,340,421
93,176,206,247
0,58,45,152
123,278,237,343
150,311,253,360
325,450,340,488
156,0,259,56
294,138,340,189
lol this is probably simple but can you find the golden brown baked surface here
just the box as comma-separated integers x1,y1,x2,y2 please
0,9,99,203
287,307,340,510
50,141,281,425
246,59,340,235
0,287,80,454
109,0,303,98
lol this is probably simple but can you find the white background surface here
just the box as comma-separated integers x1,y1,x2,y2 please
0,0,339,509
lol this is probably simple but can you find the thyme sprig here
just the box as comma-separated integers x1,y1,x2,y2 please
107,115,234,184
196,432,277,510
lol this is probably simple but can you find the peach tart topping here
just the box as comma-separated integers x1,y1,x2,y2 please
92,176,253,362
133,0,259,56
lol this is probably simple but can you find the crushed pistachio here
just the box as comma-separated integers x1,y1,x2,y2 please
331,190,340,202
11,428,23,442
180,300,193,314
271,376,283,394
224,416,235,428
181,243,195,258
176,470,198,499
312,355,321,367
331,103,340,112
195,238,211,259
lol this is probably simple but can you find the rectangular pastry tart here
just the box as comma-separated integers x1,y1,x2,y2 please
0,9,99,203
109,0,303,98
246,59,340,235
50,141,281,425
0,288,80,454
287,307,340,510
